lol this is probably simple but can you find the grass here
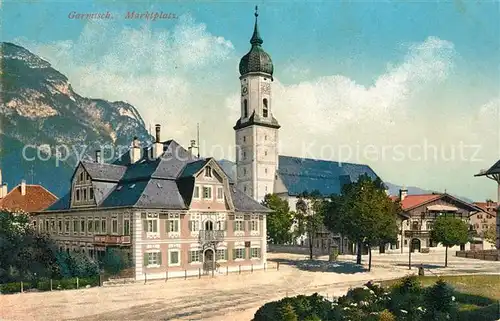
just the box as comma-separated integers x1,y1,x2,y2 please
382,275,500,321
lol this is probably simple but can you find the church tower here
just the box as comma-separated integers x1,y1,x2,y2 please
234,7,280,202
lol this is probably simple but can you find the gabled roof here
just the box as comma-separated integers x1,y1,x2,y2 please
43,140,265,213
0,184,58,212
277,155,382,197
394,193,482,212
473,202,498,214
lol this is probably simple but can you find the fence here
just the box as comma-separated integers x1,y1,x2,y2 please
455,249,500,261
140,262,280,285
0,275,102,294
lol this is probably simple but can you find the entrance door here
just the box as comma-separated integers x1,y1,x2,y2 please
203,249,214,273
460,244,465,251
411,239,421,253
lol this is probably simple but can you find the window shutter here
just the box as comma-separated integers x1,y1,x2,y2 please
143,253,148,266
158,252,162,265
175,220,179,232
143,220,148,232
233,221,236,231
153,220,158,232
233,249,236,260
188,251,192,263
189,221,192,232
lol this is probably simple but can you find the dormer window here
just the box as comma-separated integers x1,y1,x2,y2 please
90,187,94,200
83,189,87,201
205,167,212,177
76,189,80,201
263,99,268,117
80,172,84,181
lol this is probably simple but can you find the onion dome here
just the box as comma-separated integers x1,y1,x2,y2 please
239,6,274,78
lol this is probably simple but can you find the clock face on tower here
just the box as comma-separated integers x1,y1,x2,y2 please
241,85,248,96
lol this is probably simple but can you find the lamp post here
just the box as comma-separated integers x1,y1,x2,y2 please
475,160,500,249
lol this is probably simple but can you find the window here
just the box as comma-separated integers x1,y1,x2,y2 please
244,186,247,192
101,219,106,233
145,219,158,233
188,250,200,263
112,219,118,233
81,220,85,232
263,99,268,117
189,220,200,232
250,220,259,231
216,249,227,261
205,167,212,177
58,220,63,233
73,221,79,233
243,151,246,160
243,168,247,176
216,220,225,231
83,188,87,201
145,252,161,267
88,220,93,233
265,168,268,174
167,219,179,232
124,219,130,235
80,172,84,181
264,150,268,156
76,189,80,201
89,188,94,200
217,187,224,200
243,99,248,118
251,248,261,258
243,136,246,142
45,221,49,232
203,186,212,199
265,185,268,192
86,173,90,181
94,219,100,233
193,186,200,199
64,221,70,233
265,135,267,140
169,250,180,265
234,220,244,231
234,248,245,260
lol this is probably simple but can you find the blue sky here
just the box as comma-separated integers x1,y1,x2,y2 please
3,1,500,200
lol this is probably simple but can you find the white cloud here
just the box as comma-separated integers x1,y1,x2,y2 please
16,20,499,200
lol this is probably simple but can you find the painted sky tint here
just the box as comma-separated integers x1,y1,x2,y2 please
2,1,500,201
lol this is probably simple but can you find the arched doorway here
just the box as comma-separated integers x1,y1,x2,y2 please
411,238,421,253
203,248,215,273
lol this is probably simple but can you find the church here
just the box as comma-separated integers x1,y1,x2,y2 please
233,8,383,254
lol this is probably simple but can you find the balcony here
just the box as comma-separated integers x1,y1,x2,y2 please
199,230,224,243
404,230,430,238
93,234,131,245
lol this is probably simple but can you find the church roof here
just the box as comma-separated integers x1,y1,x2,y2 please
239,7,273,77
277,155,382,197
44,141,267,213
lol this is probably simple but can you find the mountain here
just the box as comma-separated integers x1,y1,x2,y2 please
0,42,151,196
216,159,475,203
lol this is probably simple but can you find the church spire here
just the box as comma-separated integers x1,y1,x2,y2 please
250,5,263,46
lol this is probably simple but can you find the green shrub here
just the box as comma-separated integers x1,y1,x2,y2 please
278,302,298,321
0,281,33,294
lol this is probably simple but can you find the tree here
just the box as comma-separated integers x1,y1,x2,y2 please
430,215,469,267
295,191,324,260
261,194,295,244
321,175,399,269
278,302,298,321
483,224,496,247
101,248,129,275
0,210,59,282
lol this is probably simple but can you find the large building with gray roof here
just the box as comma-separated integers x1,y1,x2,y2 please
34,125,271,280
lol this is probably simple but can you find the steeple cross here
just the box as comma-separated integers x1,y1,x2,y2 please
255,5,258,18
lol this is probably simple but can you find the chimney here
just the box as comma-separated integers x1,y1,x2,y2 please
95,150,102,164
152,124,163,159
21,179,26,196
399,187,408,201
130,136,142,164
